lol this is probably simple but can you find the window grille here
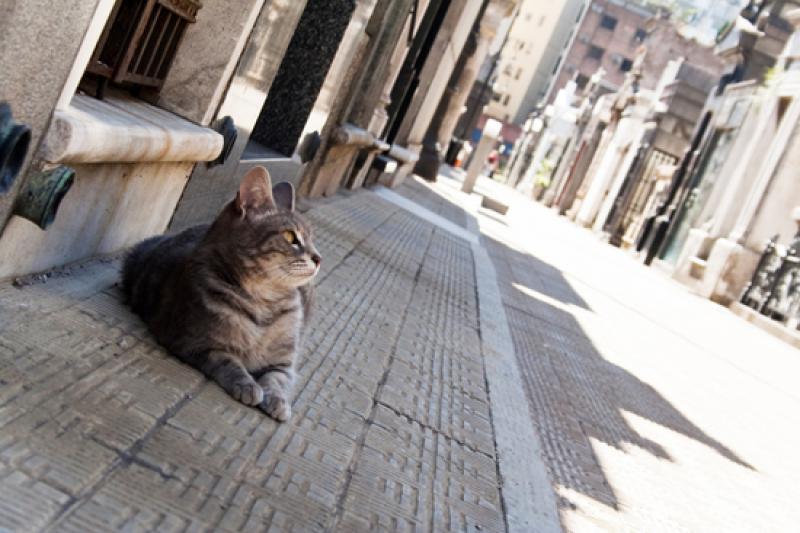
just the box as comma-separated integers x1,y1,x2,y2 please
84,0,202,96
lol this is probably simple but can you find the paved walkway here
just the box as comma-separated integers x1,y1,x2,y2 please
0,187,553,532
1,170,799,532
403,171,800,532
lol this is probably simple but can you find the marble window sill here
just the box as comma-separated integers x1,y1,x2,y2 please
41,95,223,164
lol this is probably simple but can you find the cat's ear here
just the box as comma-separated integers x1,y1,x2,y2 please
272,182,295,212
236,166,274,216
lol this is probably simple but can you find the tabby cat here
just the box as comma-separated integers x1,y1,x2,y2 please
122,166,320,421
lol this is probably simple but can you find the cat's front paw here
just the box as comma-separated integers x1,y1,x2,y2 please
232,381,264,406
260,394,291,422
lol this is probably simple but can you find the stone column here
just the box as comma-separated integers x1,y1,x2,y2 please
300,0,416,197
592,138,640,232
414,28,482,181
507,116,542,187
386,0,486,187
568,124,612,219
462,118,502,193
581,93,650,228
575,133,628,227
437,36,490,149
435,0,512,150
250,0,356,156
592,106,655,233
518,127,553,196
541,134,577,207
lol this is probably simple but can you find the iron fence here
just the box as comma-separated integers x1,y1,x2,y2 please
741,234,800,329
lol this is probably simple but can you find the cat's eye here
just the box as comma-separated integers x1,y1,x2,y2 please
282,230,298,245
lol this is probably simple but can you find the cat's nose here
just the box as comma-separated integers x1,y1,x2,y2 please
311,253,321,266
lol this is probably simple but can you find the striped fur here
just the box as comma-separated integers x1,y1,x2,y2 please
122,167,319,421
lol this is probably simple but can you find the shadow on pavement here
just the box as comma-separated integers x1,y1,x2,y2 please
395,175,754,518
487,237,754,513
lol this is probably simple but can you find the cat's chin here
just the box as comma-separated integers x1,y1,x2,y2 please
293,271,317,283
283,268,317,286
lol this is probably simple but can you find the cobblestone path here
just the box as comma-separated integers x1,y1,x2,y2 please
0,191,511,532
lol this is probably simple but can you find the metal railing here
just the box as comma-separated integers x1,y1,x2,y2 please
741,234,800,329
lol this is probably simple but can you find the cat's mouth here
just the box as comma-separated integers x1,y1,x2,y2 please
287,259,318,278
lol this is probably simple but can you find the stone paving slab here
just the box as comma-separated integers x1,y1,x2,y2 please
411,171,800,533
0,189,528,532
386,179,561,533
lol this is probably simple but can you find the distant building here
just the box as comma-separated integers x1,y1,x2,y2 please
640,0,747,46
485,0,588,124
545,0,661,101
545,0,723,102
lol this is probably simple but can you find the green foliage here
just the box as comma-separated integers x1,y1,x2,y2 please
535,159,554,188
764,67,778,85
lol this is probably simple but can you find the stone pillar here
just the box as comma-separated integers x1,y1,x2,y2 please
338,0,418,191
414,28,482,180
299,0,415,197
250,0,356,156
592,139,641,232
462,118,501,193
414,0,504,180
568,124,612,219
387,0,486,187
507,116,542,187
541,134,577,207
438,36,491,148
414,29,477,181
575,137,627,227
518,128,553,196
575,88,647,229
592,101,655,232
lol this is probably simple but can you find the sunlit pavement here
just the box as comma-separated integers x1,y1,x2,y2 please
1,168,798,532
0,190,516,532
401,170,800,532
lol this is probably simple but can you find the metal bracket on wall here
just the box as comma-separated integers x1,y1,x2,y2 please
207,116,238,167
0,102,32,195
13,165,75,230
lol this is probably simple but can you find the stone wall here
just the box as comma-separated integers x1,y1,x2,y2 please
548,2,721,105
169,0,308,230
158,0,268,125
0,0,102,229
747,111,800,250
0,161,192,279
